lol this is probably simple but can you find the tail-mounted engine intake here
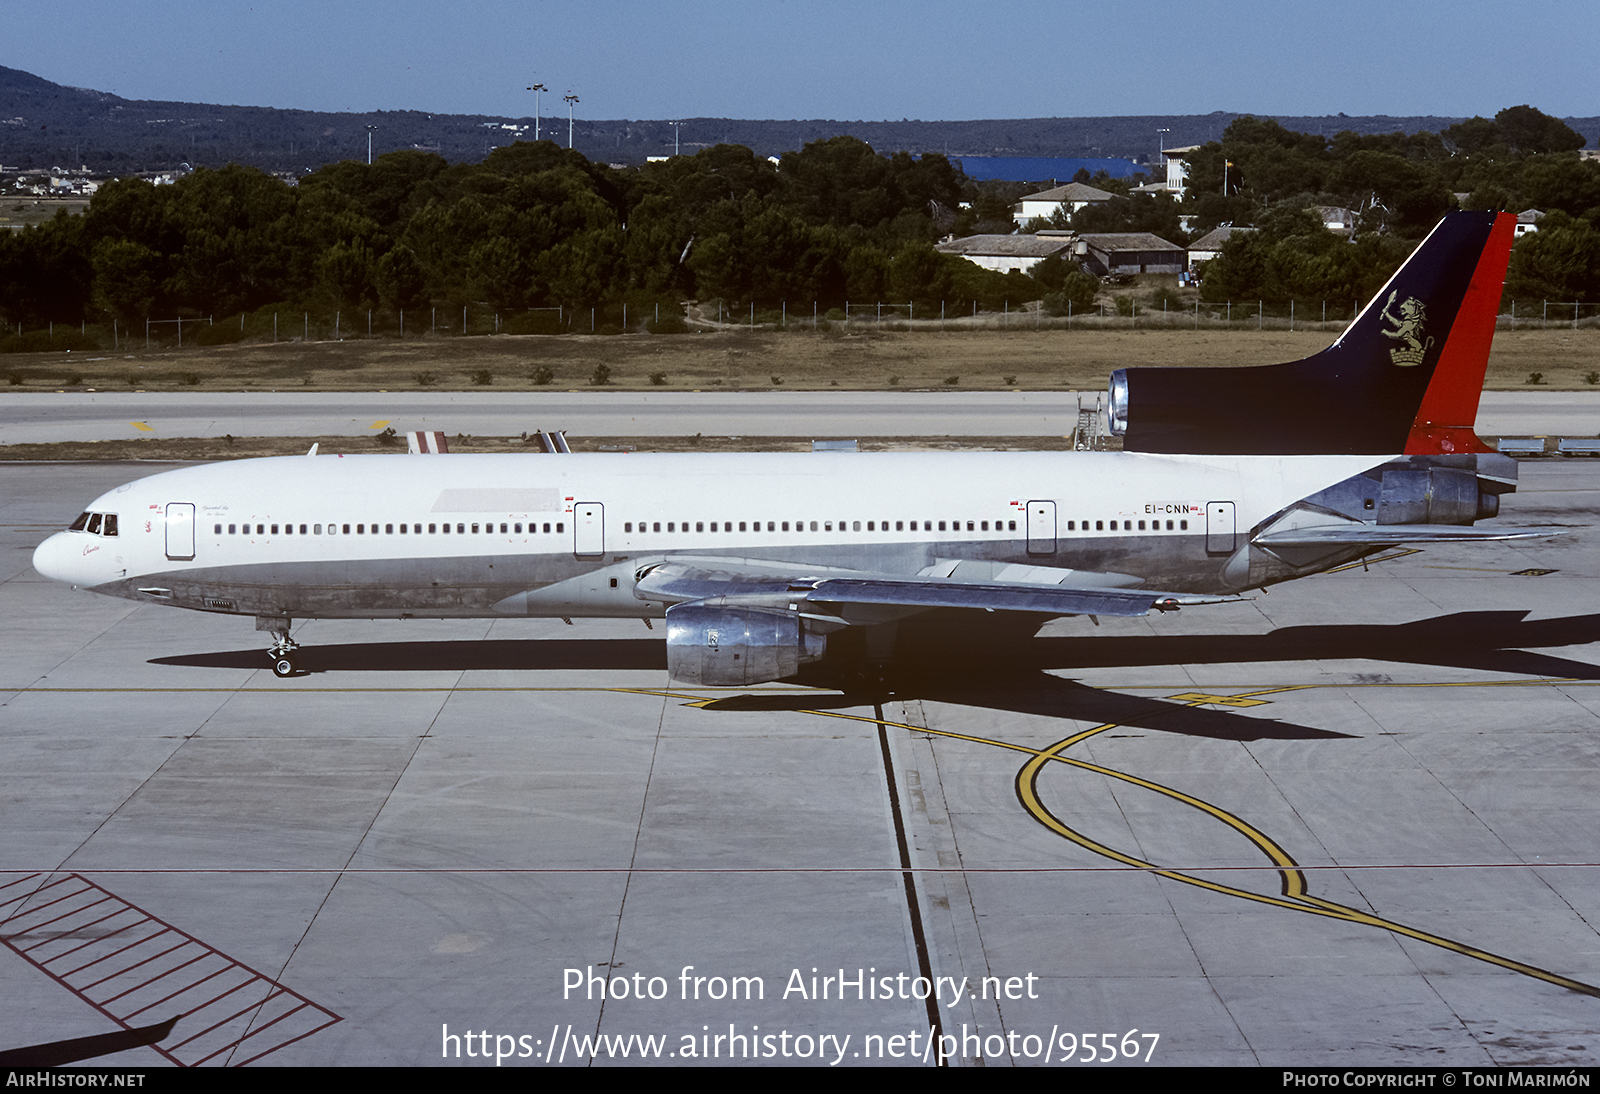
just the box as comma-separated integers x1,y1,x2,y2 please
665,603,828,686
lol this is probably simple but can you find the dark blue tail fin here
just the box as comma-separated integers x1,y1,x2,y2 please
1110,211,1516,455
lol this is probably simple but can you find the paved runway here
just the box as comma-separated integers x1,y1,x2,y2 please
2,389,1598,444
3,458,1599,1067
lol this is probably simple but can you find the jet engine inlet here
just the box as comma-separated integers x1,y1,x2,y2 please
1107,370,1129,436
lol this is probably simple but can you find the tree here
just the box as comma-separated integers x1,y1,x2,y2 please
91,238,164,324
1504,212,1600,302
1495,106,1586,156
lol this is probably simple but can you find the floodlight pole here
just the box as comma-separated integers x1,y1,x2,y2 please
366,125,378,165
1156,127,1169,169
564,94,579,150
527,83,547,141
669,121,682,156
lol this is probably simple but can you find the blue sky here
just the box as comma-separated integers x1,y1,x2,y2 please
6,1,1595,122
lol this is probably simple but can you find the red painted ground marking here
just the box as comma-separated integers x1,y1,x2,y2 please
1,873,341,1066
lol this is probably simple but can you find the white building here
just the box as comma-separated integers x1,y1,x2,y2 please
1011,182,1113,228
936,234,1076,275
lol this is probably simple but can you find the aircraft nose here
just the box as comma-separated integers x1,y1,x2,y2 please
32,532,91,585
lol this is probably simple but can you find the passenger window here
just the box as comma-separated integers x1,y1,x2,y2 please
809,521,818,532
457,523,465,534
923,521,931,531
1008,520,1016,531
653,522,661,532
314,524,322,535
981,521,988,531
938,521,946,531
1138,521,1146,531
966,521,974,531
767,521,775,531
341,524,350,534
1095,521,1103,531
229,524,237,535
853,521,861,531
696,522,704,532
213,523,222,535
1180,520,1188,530
556,523,564,533
781,522,790,532
824,522,833,532
739,522,746,532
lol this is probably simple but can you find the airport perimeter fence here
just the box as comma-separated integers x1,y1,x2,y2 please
4,299,1599,355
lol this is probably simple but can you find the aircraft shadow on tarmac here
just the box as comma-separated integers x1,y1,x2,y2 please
150,610,1600,744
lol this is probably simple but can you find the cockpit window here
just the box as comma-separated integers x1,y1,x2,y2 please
69,511,120,536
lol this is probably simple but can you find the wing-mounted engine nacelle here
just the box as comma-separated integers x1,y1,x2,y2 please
665,603,828,686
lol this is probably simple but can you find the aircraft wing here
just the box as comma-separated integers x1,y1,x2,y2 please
633,558,1243,622
1254,526,1562,547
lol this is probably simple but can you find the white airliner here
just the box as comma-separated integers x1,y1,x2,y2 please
33,212,1550,684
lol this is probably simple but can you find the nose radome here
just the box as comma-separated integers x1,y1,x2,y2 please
32,532,88,584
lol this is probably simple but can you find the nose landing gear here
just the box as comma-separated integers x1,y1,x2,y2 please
258,615,301,677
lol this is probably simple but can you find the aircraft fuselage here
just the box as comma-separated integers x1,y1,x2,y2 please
32,449,1393,621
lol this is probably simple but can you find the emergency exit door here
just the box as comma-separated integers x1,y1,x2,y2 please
1205,501,1236,554
573,502,604,556
1026,500,1056,555
165,503,195,561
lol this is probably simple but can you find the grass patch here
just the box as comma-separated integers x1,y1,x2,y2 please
0,328,1589,391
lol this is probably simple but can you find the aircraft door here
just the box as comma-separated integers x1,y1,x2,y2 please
165,503,196,561
574,502,604,556
1206,501,1236,554
1026,500,1057,555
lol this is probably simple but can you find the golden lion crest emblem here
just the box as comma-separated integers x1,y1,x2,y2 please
1381,291,1434,367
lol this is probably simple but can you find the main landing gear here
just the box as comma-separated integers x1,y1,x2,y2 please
258,615,301,677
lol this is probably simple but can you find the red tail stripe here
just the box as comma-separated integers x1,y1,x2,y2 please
1405,211,1516,454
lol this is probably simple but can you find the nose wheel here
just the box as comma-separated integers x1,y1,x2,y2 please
267,633,301,677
